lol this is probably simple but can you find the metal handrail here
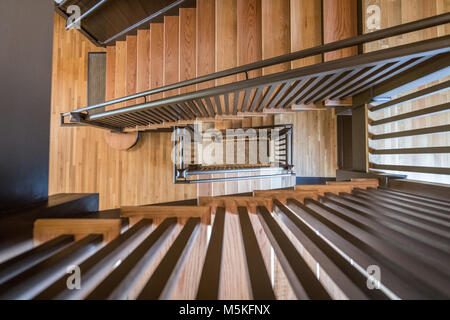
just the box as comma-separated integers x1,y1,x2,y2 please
64,12,450,117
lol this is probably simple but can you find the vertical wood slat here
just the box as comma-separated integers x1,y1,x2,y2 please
237,207,275,300
278,79,308,108
376,187,450,209
125,35,137,107
273,199,382,300
304,198,450,298
286,198,441,299
290,0,323,69
323,0,358,61
164,16,180,98
196,0,216,91
262,0,291,75
35,219,154,300
323,193,450,252
87,218,177,300
105,46,116,102
237,0,262,80
179,8,197,96
349,190,450,227
112,41,127,111
0,235,103,300
150,23,164,101
220,205,251,299
319,194,450,276
169,216,208,300
256,205,331,300
137,29,150,104
196,207,226,300
0,235,74,286
323,0,357,106
137,218,201,300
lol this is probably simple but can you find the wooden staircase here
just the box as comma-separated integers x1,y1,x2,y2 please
103,0,317,129
1,179,449,300
62,11,450,133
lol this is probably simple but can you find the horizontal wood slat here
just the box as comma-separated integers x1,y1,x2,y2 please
369,102,450,126
237,207,275,300
370,125,450,140
0,235,103,300
0,235,74,286
34,219,123,244
36,219,154,300
369,79,450,112
86,218,177,299
196,207,225,300
370,163,450,175
137,218,200,299
370,147,450,155
257,205,331,300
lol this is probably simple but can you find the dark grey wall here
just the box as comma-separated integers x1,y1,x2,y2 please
0,1,54,211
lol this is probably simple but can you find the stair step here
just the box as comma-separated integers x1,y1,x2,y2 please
121,206,211,225
198,196,273,213
33,218,122,245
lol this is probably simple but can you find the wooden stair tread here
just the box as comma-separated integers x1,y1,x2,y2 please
198,196,273,213
120,206,210,217
34,219,123,244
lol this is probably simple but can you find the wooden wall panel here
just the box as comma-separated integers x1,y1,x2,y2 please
215,0,237,84
293,111,337,177
323,0,358,61
150,23,164,100
261,0,291,75
105,46,116,101
125,35,137,106
179,8,197,94
196,0,216,90
49,14,196,211
111,41,126,110
237,0,262,79
164,16,180,98
137,29,150,104
290,0,322,68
